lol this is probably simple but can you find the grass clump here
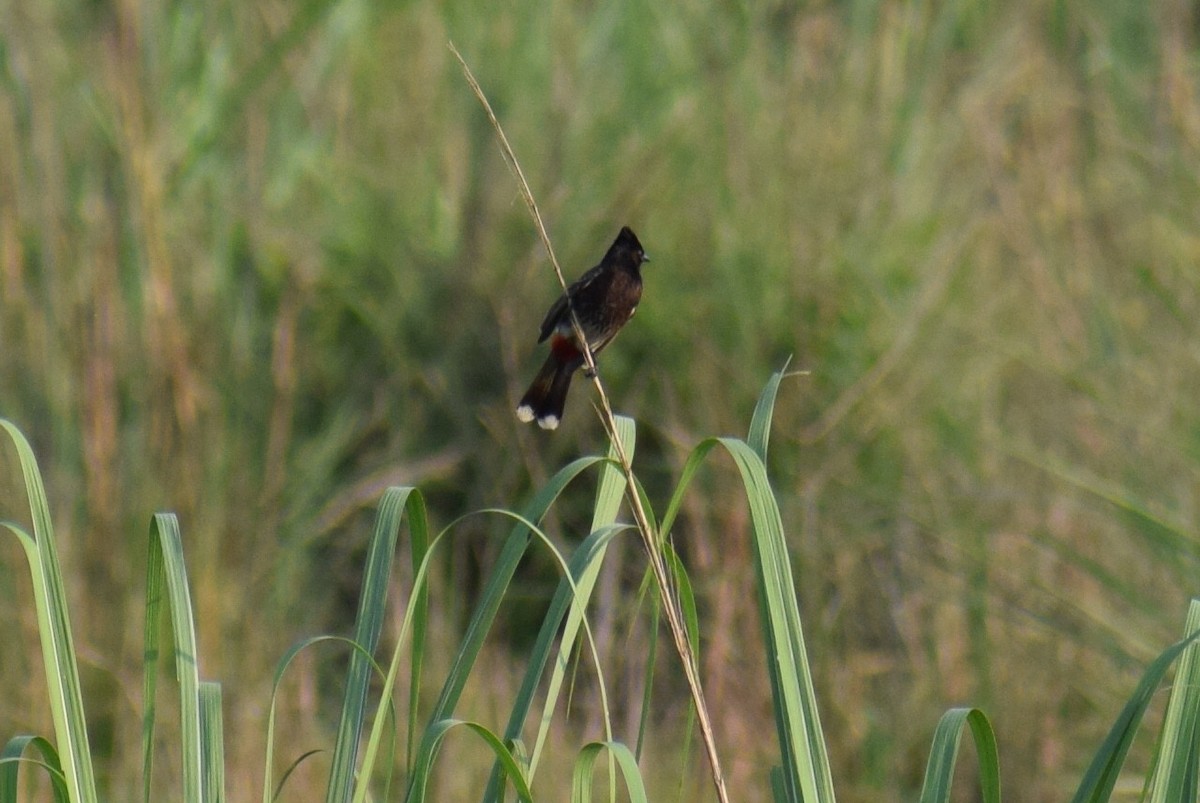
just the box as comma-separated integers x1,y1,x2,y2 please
4,384,1200,800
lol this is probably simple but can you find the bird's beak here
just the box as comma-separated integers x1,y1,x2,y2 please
642,253,651,262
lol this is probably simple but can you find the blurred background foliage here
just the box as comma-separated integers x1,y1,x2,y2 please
1,0,1199,799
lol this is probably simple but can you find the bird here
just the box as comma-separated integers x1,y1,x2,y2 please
516,226,649,430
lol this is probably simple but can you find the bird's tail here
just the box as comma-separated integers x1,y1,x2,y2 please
516,355,575,430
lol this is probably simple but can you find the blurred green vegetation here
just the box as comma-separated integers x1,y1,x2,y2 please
1,0,1199,799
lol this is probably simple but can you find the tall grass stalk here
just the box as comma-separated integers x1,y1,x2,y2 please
449,42,731,802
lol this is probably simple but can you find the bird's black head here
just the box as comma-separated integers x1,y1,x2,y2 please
609,226,649,267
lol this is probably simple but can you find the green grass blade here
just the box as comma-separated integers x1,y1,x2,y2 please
262,635,388,803
144,513,206,802
718,436,835,802
658,430,832,798
406,490,432,774
326,486,423,803
142,526,163,803
272,751,323,803
502,419,635,788
747,359,790,463
468,511,633,796
358,524,454,803
525,522,634,778
421,457,605,748
1143,599,1200,802
659,537,703,788
635,600,659,762
769,766,787,803
596,417,636,525
0,735,70,802
200,682,226,803
1070,625,1200,803
0,419,99,803
350,490,454,803
376,486,627,803
656,440,720,549
645,369,833,802
917,707,1000,803
661,541,700,667
408,719,533,802
571,741,650,803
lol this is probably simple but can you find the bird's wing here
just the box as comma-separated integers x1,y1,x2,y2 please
536,263,605,343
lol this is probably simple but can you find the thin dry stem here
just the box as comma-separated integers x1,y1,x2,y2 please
449,41,730,803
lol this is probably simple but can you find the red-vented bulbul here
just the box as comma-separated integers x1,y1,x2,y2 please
516,226,649,430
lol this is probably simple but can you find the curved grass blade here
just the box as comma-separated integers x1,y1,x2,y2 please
1143,599,1200,802
571,741,649,803
626,518,702,785
363,495,608,803
408,719,533,802
526,522,633,774
1070,625,1200,803
262,635,391,803
420,457,606,751
719,436,833,802
482,419,635,800
747,358,790,463
143,513,206,803
0,419,99,803
0,735,69,802
918,707,1000,803
635,371,831,800
658,361,789,541
357,518,465,803
273,750,323,803
386,506,627,803
326,486,426,803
